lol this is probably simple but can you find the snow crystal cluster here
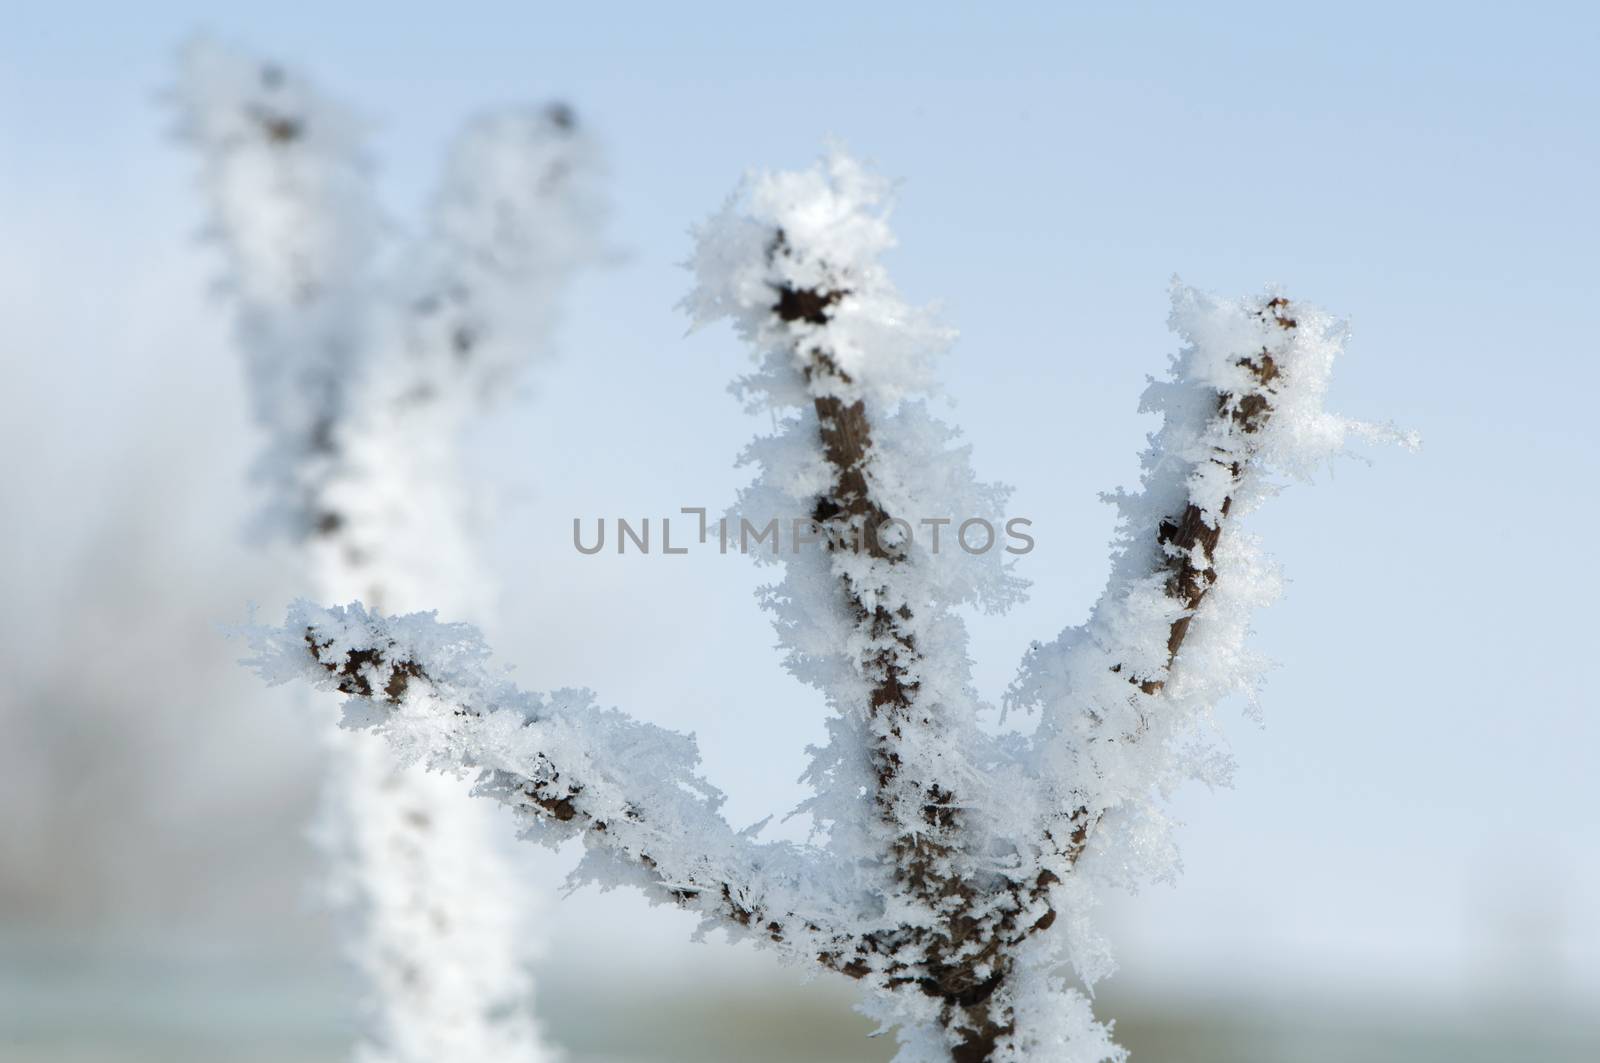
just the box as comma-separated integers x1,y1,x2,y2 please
179,34,605,1063
247,149,1391,1063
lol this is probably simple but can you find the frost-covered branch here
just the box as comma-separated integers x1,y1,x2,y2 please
174,35,381,542
1009,287,1382,894
303,101,605,617
685,157,1060,1060
243,150,1398,1063
180,34,604,1063
255,602,870,953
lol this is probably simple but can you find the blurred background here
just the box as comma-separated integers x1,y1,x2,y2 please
2,2,1597,1060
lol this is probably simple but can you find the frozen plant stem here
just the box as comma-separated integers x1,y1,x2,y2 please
248,153,1401,1063
1057,295,1295,865
177,35,604,1063
775,245,1035,1060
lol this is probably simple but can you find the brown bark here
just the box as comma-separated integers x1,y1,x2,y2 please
772,240,1059,1060
1060,296,1298,868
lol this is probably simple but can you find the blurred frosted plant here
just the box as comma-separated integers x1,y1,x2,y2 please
175,33,605,1063
247,151,1405,1062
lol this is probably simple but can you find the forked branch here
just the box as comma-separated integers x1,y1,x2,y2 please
245,154,1395,1063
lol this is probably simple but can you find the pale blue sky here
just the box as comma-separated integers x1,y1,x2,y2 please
2,0,1596,1013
